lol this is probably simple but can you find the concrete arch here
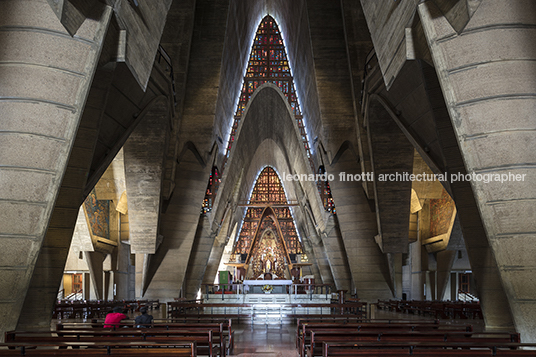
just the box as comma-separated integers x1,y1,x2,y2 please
210,83,352,288
213,83,325,232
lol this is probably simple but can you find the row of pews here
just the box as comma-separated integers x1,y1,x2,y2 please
53,299,160,319
296,318,536,357
0,318,233,357
377,300,483,320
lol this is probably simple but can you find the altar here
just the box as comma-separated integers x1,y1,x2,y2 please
243,279,293,294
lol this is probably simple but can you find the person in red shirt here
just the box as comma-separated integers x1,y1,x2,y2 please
104,306,128,328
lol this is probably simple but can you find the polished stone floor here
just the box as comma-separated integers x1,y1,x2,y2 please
227,309,487,356
229,323,299,357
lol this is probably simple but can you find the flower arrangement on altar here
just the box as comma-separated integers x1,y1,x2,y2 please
261,284,273,293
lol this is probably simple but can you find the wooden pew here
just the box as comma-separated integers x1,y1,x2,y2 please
297,321,472,357
57,320,233,356
5,329,217,357
321,341,536,357
306,330,520,357
376,300,483,320
0,341,196,356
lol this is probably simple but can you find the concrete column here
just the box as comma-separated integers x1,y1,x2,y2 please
103,271,111,300
310,243,335,288
85,252,106,300
437,250,457,300
83,273,91,300
329,148,393,302
143,148,211,301
393,253,403,299
0,0,112,336
367,100,414,253
202,224,233,287
419,0,532,336
410,241,424,301
124,106,169,254
450,272,458,301
134,254,146,299
321,216,353,293
184,216,216,299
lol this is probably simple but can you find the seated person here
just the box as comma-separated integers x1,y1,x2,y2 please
135,306,153,328
104,306,128,328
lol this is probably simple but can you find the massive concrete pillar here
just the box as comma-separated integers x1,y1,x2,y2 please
329,147,393,301
409,239,425,301
17,62,117,331
142,0,230,302
367,101,414,254
85,252,106,300
309,243,335,288
124,105,170,254
321,216,353,293
124,102,169,298
0,0,112,336
184,216,216,299
418,0,534,338
144,148,210,300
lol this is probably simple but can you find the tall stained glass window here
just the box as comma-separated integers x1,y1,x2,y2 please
233,167,303,258
201,16,335,216
225,16,312,170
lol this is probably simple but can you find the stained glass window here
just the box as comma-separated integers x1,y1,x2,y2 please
233,167,303,258
224,16,313,170
317,166,336,213
201,166,220,215
201,16,335,216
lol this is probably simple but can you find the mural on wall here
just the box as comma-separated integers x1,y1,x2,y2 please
84,190,110,239
429,188,455,237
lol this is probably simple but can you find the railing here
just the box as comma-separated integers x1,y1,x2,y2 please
155,44,177,108
53,299,160,319
458,289,479,302
201,283,332,301
57,289,82,301
57,289,64,300
167,301,367,322
64,289,83,301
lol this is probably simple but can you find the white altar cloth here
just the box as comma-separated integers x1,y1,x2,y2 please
243,279,292,292
243,279,292,285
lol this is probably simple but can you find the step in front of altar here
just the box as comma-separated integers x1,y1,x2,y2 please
204,293,330,304
202,293,331,323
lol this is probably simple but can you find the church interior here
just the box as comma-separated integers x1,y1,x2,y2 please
1,0,536,354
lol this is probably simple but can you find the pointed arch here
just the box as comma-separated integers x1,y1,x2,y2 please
231,166,304,278
224,15,313,171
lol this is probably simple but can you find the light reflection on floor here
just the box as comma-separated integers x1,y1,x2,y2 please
230,323,299,357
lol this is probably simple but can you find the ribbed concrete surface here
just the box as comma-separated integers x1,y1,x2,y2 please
0,0,112,337
419,0,533,339
329,149,393,301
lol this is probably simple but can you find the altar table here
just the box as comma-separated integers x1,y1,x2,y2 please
243,280,293,294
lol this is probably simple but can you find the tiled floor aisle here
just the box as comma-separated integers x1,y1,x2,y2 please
227,309,488,356
229,323,299,357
